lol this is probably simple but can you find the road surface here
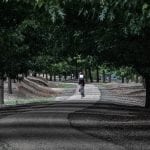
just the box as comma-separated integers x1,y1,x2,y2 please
0,84,150,150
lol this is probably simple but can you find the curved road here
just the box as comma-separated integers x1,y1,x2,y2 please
0,102,125,150
0,84,150,150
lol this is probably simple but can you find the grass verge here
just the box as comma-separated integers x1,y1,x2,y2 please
4,97,55,106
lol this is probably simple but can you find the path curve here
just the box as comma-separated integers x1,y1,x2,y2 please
55,84,101,102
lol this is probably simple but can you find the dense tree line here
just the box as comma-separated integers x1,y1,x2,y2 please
0,0,150,108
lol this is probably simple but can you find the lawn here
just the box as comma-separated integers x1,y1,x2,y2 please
4,97,55,106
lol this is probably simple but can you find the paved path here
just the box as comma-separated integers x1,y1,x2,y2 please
0,84,126,150
0,102,125,150
55,84,101,102
0,84,149,150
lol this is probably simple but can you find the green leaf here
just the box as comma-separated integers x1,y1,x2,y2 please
143,3,148,10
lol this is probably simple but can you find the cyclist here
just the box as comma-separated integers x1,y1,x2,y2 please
78,72,85,98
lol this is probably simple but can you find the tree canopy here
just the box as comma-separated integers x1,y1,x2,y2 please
0,0,150,107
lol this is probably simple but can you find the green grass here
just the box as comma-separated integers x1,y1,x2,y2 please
4,97,55,106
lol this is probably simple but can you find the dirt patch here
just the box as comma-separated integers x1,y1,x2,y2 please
4,80,77,105
103,83,145,100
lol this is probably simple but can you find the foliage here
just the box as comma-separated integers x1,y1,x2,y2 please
1,0,150,106
96,0,150,78
115,67,134,79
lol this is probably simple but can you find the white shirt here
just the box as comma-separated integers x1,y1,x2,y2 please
79,74,84,79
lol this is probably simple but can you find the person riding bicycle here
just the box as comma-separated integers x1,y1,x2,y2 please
78,72,85,98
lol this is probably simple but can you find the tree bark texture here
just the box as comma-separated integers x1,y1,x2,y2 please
121,76,125,83
64,73,67,81
126,78,129,83
0,79,4,104
75,60,78,79
46,73,48,80
59,74,61,81
109,74,111,83
88,67,93,82
49,74,52,81
96,67,99,83
85,68,88,82
136,75,139,83
8,77,12,94
145,77,150,108
54,74,56,81
102,70,106,83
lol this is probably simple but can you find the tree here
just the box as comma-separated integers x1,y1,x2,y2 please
0,0,64,103
115,67,134,83
59,0,150,108
96,0,150,108
1,0,150,108
0,0,35,103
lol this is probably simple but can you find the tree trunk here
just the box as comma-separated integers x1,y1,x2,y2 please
59,74,61,81
85,68,88,82
126,78,129,83
145,77,150,108
75,60,78,79
33,72,37,77
0,79,4,105
136,75,139,83
121,76,125,83
88,67,93,82
49,74,52,81
109,74,111,83
54,74,56,81
96,67,99,83
102,70,106,83
142,78,146,89
64,73,67,81
25,73,28,77
8,77,12,94
46,73,48,80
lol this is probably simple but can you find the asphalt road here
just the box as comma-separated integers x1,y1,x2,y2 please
0,84,150,150
0,101,126,150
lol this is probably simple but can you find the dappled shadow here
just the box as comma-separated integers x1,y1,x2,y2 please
1,101,150,149
68,102,150,149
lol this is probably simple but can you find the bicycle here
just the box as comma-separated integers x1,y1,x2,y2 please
79,85,85,98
